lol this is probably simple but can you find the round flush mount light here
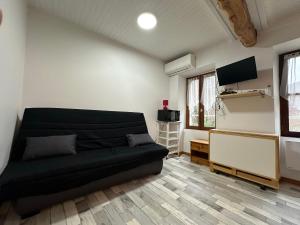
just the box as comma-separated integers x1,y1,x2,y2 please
137,12,157,30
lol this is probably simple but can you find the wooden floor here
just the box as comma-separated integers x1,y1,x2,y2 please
1,156,300,225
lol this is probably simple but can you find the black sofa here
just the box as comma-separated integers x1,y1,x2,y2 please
0,108,168,216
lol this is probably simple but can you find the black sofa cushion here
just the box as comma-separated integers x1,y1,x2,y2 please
126,133,155,147
0,144,168,200
23,135,77,160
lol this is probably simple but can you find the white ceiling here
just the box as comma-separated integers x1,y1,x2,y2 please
262,0,300,26
28,0,229,61
28,0,300,62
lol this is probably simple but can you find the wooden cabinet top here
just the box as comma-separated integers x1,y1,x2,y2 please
190,139,209,145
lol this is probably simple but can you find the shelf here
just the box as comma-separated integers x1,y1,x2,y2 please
158,136,179,141
191,147,209,154
157,121,181,124
168,144,179,148
191,155,209,166
159,143,178,148
157,120,180,155
191,139,209,145
159,131,179,134
217,91,265,99
190,139,210,167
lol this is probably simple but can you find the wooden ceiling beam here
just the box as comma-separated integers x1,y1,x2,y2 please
217,0,257,47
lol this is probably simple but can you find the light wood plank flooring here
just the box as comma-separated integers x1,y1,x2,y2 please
1,156,300,225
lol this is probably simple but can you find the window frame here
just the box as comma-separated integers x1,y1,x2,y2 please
186,71,216,131
279,49,300,137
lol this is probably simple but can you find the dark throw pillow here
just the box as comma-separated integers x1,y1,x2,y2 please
126,133,155,147
23,135,77,160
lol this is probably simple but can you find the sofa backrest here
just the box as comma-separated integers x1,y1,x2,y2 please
11,108,148,161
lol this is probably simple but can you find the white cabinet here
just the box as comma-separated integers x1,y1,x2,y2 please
209,129,280,189
157,121,180,155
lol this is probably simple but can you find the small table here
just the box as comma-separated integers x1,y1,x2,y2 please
190,139,209,166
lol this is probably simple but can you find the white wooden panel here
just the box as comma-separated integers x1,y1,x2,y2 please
210,133,276,179
28,0,228,60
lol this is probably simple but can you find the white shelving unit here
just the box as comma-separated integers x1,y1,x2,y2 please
157,121,180,156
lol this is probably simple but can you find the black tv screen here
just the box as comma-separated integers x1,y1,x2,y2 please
216,56,257,86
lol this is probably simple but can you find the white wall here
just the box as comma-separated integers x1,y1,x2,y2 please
217,69,274,133
170,40,276,153
196,41,275,134
0,0,27,173
169,75,186,151
23,9,169,138
196,40,274,70
173,37,300,182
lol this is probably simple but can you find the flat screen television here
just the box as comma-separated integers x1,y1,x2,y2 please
216,56,257,86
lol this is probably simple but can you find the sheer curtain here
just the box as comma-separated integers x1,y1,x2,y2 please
280,52,300,131
187,77,199,126
201,74,216,127
280,53,300,103
201,75,216,112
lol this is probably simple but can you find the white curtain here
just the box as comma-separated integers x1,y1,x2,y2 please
280,52,300,132
201,75,216,112
187,77,199,111
280,53,300,103
187,77,199,126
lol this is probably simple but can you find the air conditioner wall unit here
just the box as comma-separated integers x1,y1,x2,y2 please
164,54,196,76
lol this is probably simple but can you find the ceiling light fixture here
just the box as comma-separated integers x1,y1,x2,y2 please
137,12,157,30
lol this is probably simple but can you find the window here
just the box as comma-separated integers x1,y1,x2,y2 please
280,50,300,137
186,72,216,130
